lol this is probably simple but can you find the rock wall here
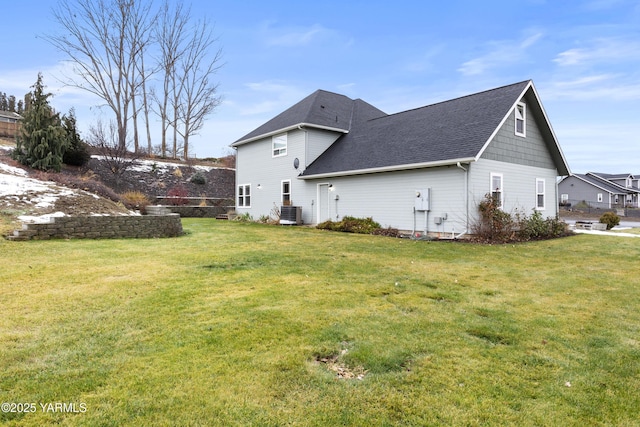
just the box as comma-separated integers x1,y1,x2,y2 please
7,214,183,241
160,205,232,218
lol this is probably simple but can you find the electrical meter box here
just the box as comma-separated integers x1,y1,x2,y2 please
414,188,431,211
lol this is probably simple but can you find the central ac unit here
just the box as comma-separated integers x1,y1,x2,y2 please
280,206,302,225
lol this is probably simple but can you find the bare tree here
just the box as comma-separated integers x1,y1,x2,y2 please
48,0,147,150
48,0,223,159
154,0,188,158
126,0,156,153
176,18,223,159
140,51,154,155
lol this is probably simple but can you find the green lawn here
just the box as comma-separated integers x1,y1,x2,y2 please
1,219,639,426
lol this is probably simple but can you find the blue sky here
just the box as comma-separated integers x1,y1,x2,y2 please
1,0,639,173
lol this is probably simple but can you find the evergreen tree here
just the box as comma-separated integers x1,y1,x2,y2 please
7,95,16,112
62,109,91,166
12,73,68,172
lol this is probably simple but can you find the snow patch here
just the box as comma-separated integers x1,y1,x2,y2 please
18,211,67,224
0,162,27,176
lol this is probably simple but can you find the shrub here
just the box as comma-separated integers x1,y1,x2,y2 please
167,185,189,205
472,194,517,243
473,194,571,243
517,210,571,241
316,216,381,234
63,141,91,166
121,191,150,213
372,227,401,238
190,171,207,185
600,212,620,230
316,220,338,231
341,216,381,234
233,212,252,222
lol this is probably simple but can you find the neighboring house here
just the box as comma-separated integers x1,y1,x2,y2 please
232,80,570,236
558,172,640,209
0,110,22,139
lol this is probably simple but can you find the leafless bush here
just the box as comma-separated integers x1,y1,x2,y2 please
87,120,144,189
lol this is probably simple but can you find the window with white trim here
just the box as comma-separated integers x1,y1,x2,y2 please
238,184,251,207
515,102,526,137
282,180,291,205
491,173,503,208
561,194,569,204
272,133,287,157
536,178,545,210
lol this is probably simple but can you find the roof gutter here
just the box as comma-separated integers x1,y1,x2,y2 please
231,123,349,147
299,157,477,180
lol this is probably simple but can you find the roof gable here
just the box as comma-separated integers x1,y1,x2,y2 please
232,90,385,146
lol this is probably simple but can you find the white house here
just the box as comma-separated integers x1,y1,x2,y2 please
232,80,570,237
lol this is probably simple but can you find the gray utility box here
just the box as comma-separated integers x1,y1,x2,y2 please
415,188,431,211
280,206,302,225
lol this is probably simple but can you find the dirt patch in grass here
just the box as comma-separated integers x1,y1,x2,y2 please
313,349,368,380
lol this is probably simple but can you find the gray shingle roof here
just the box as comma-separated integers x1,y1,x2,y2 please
0,110,22,120
301,81,531,176
233,80,570,177
232,90,385,145
571,173,640,194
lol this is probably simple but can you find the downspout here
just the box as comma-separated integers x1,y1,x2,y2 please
456,162,468,238
298,125,306,169
555,178,560,219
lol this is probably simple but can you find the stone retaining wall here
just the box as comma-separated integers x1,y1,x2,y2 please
160,205,232,218
8,214,183,241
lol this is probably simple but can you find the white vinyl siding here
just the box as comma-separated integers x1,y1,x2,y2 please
470,159,559,220
536,178,545,210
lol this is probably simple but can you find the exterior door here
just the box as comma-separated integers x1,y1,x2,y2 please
317,184,330,223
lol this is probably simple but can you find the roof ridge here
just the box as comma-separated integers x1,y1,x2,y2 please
368,80,531,122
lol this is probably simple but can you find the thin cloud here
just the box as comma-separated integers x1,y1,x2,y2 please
584,0,626,11
261,22,335,47
458,31,543,76
238,81,308,116
554,37,640,66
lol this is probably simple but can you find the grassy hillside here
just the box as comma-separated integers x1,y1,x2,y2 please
1,220,639,425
